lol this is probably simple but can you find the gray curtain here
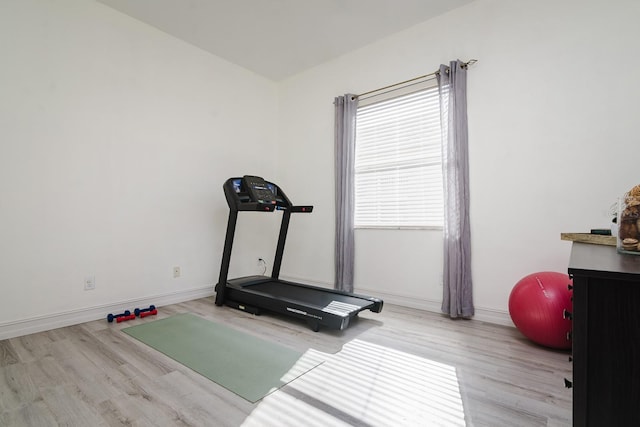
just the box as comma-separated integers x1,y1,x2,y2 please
437,60,474,318
334,94,358,292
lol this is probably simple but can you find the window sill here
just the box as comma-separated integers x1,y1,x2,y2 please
355,226,443,231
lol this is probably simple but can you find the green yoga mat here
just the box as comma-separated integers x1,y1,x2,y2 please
122,313,323,402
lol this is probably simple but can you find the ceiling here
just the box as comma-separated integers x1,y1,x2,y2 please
96,0,475,81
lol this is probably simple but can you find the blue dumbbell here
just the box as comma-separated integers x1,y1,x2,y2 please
107,310,131,323
134,305,156,317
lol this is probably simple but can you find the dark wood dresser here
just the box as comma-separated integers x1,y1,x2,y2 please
568,242,640,426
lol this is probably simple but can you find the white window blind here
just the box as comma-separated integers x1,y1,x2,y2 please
354,85,444,228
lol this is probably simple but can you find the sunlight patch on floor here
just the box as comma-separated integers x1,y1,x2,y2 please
243,339,466,426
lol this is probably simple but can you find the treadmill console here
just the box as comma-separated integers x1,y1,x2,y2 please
222,175,312,213
242,175,276,205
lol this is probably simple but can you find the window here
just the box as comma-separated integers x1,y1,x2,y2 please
354,84,444,229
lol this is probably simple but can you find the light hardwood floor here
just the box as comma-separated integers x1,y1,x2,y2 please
0,298,572,426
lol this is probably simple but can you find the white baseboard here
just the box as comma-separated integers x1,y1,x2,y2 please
0,279,514,341
0,285,214,340
355,286,514,327
471,307,515,327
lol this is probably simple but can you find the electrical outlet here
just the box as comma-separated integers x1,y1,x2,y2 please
173,266,181,278
257,258,267,274
84,276,95,291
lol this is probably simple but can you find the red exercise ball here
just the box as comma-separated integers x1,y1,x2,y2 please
508,271,573,349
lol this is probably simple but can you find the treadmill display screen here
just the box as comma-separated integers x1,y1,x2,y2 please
232,178,276,196
232,179,242,193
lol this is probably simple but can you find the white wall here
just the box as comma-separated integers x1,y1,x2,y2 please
2,0,639,336
277,0,640,324
0,0,279,334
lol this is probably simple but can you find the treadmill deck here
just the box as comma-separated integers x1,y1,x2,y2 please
225,276,382,330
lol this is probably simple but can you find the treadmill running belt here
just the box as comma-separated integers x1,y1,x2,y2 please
242,281,373,311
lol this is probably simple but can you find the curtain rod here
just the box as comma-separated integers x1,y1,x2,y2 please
355,59,477,99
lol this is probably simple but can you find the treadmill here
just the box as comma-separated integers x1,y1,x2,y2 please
215,175,383,331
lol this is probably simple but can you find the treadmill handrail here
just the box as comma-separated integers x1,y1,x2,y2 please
289,205,313,213
238,202,276,212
